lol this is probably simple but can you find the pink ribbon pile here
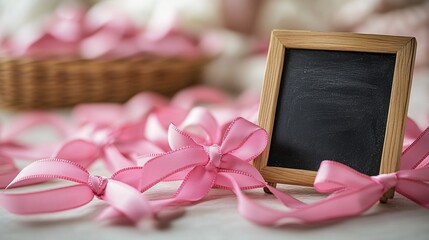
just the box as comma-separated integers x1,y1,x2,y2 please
0,4,216,59
0,85,428,227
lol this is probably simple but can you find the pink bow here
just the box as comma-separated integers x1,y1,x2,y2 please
0,158,156,223
221,122,429,225
98,117,303,222
316,159,429,209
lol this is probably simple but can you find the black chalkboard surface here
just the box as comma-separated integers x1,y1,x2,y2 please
255,30,416,187
268,49,396,176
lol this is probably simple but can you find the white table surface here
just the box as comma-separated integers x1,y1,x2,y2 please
1,110,429,240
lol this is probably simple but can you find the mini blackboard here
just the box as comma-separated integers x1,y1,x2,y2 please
255,30,416,187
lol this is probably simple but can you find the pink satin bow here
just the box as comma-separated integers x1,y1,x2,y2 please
0,158,156,223
97,117,304,221
220,121,429,225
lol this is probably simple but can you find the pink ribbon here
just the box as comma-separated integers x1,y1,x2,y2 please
0,154,19,189
0,112,71,188
1,88,427,227
96,117,304,221
0,158,156,223
1,4,211,59
97,117,429,225
401,117,429,170
55,86,233,171
218,122,429,225
51,91,171,172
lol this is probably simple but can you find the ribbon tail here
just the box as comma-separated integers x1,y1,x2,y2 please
152,166,216,209
218,173,385,225
0,184,94,214
397,179,429,208
0,154,20,189
0,171,20,189
139,147,206,192
218,158,305,208
98,180,154,223
98,150,208,222
215,171,304,209
103,145,136,173
401,126,429,170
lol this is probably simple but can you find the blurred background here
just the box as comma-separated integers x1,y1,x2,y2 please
0,0,428,126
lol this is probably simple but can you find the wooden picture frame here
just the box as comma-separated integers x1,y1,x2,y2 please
254,30,416,192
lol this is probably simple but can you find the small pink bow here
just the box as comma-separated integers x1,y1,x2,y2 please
0,158,155,223
221,121,429,226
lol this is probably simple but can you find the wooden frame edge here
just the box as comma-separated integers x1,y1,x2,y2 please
255,30,416,187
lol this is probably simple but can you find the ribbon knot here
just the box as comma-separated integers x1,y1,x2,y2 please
87,175,108,196
92,130,113,147
372,173,398,191
204,144,222,169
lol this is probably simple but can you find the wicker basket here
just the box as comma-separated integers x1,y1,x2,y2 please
0,57,208,109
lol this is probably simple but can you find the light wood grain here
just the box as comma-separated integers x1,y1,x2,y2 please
254,31,285,171
255,30,416,186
